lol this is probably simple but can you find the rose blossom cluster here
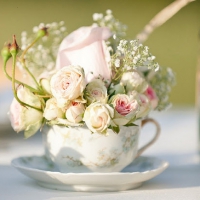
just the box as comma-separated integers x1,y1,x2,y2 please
8,25,159,137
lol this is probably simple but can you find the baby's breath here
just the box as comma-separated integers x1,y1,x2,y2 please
111,39,159,82
149,67,176,111
17,22,68,77
93,10,127,53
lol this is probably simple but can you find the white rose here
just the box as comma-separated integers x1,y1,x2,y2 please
120,71,148,93
85,79,107,105
9,86,43,138
110,94,139,126
43,98,64,121
50,65,86,107
83,102,114,134
66,102,85,123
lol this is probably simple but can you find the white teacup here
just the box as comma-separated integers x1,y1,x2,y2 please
43,118,160,173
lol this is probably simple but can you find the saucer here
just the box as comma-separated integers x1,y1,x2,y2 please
11,155,168,192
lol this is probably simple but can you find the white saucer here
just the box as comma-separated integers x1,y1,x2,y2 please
11,155,168,192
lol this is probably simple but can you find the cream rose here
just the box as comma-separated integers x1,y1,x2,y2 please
110,94,139,125
120,71,148,93
85,79,108,105
56,26,112,83
83,102,114,134
65,102,85,123
130,91,151,118
9,86,43,138
43,98,64,121
50,65,86,108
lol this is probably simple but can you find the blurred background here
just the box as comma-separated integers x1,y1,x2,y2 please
0,0,199,125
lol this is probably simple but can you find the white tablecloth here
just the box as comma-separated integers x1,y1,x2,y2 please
1,107,200,200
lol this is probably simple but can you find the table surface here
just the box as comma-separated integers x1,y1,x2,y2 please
1,107,200,200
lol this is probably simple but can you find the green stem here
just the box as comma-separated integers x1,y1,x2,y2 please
21,61,43,92
3,60,42,94
20,37,40,61
36,94,52,98
11,55,42,112
19,36,44,92
113,67,124,81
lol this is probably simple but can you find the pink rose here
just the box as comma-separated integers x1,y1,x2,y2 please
56,26,112,83
110,94,139,125
145,86,158,109
10,98,24,132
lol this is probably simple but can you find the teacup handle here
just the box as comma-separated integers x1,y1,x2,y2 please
136,118,161,158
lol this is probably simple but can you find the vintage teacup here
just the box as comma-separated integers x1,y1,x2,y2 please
43,118,160,173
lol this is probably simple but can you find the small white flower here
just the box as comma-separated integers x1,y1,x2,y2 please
133,46,138,51
60,27,66,32
122,40,127,45
54,30,61,35
93,13,103,21
105,15,113,21
126,65,131,70
114,59,120,67
59,21,65,26
46,23,51,28
155,64,160,71
137,54,141,59
47,62,55,70
131,51,135,55
143,51,148,55
133,59,137,64
21,31,27,37
37,45,43,50
107,46,113,52
106,9,112,15
33,26,39,33
39,23,45,29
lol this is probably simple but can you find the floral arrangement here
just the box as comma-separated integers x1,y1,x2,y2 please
1,10,175,138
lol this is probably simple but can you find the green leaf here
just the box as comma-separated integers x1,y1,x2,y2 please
127,116,137,124
108,90,115,99
24,120,42,139
112,126,120,134
46,120,68,127
124,123,138,127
